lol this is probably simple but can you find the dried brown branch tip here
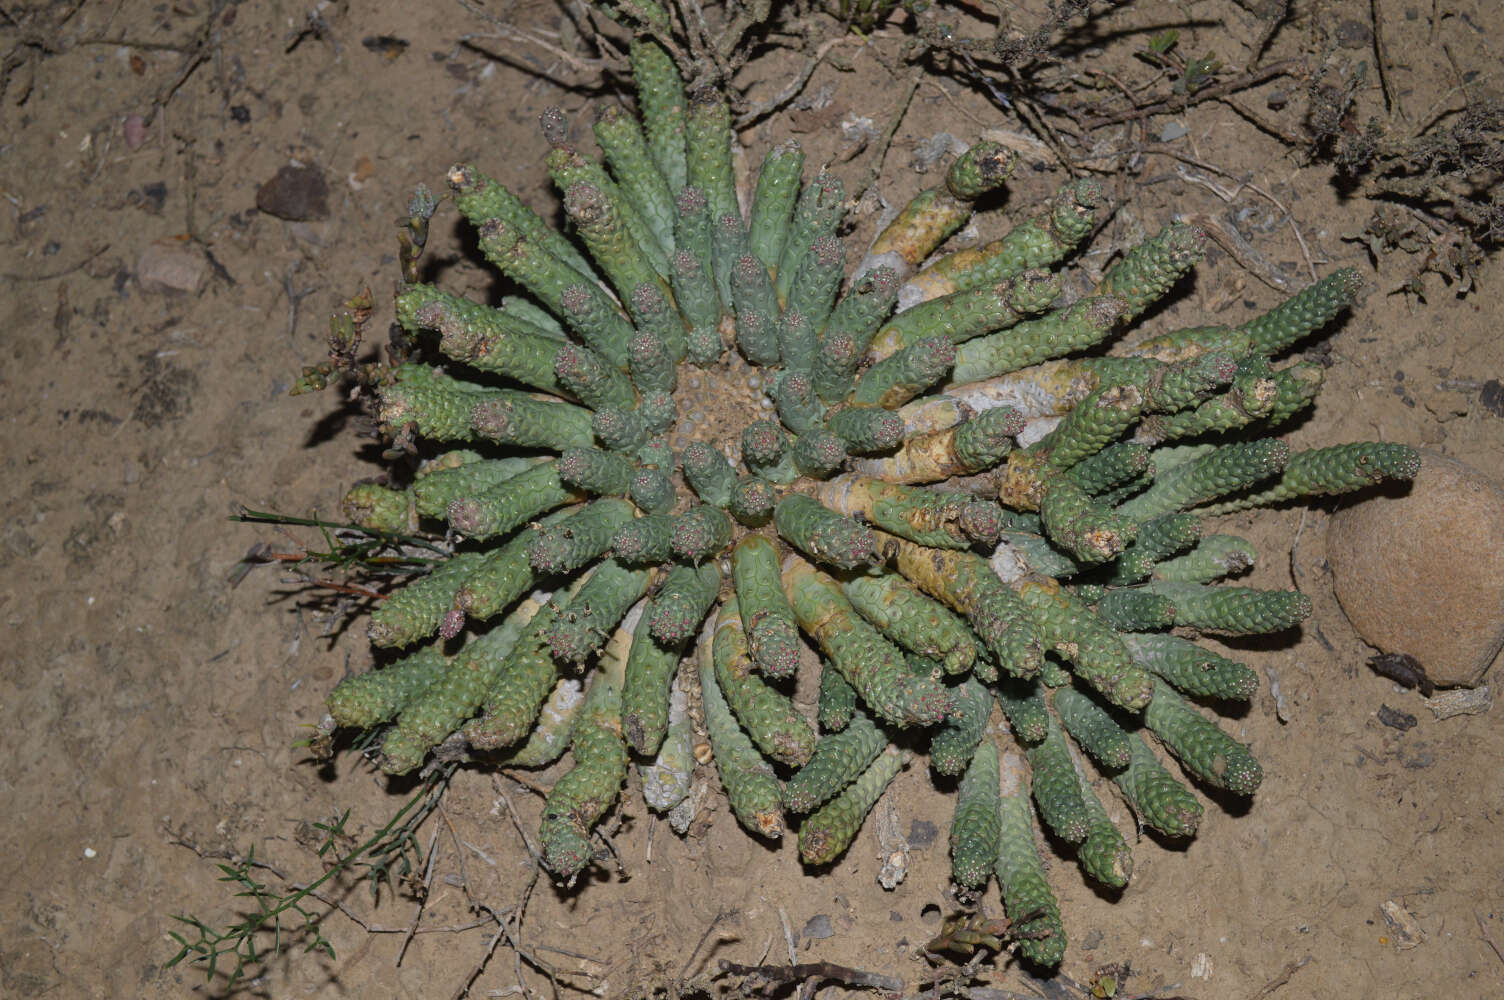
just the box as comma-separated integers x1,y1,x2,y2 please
303,6,1418,968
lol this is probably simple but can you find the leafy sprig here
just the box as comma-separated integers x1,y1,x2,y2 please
165,764,455,985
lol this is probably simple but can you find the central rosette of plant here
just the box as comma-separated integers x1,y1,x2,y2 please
312,20,1418,966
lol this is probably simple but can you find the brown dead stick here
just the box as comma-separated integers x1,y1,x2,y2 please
718,959,903,992
1087,59,1302,128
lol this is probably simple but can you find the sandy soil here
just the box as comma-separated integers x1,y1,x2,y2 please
2,1,1502,997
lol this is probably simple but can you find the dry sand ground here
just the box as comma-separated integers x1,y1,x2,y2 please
2,1,1502,997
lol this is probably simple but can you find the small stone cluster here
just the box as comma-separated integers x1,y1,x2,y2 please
309,22,1417,966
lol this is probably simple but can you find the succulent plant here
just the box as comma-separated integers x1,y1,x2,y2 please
308,18,1419,967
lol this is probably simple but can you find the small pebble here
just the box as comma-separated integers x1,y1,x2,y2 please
256,164,330,221
123,113,147,149
1376,704,1417,731
906,819,938,849
136,238,206,295
801,914,834,939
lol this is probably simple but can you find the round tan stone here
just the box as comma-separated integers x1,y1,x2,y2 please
1326,450,1504,687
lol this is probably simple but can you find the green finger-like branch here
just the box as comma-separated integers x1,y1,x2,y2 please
741,419,796,483
1038,476,1136,563
1114,732,1203,838
748,140,804,271
554,341,637,412
842,571,978,676
621,564,717,754
557,447,636,497
446,462,583,541
376,365,499,442
611,513,675,564
629,37,688,190
1238,267,1363,356
1135,372,1278,444
1051,684,1132,770
713,598,817,768
1096,222,1205,321
1027,385,1144,471
1069,743,1133,888
902,176,1102,305
594,407,651,454
500,676,584,769
950,735,1001,889
1153,533,1257,583
648,562,722,645
369,550,488,649
671,504,733,563
946,140,1016,199
328,644,448,730
849,336,957,409
1120,632,1258,701
629,467,676,514
1144,680,1262,795
477,220,636,360
564,178,663,308
539,635,630,880
382,598,539,773
685,87,738,227
799,745,905,866
1025,715,1091,843
995,749,1066,966
342,482,418,535
398,284,564,394
732,534,802,680
594,103,675,259
529,498,636,574
729,476,776,525
774,494,877,569
470,390,595,451
818,659,858,732
698,629,784,839
826,406,905,455
784,709,885,814
888,536,1042,680
777,172,846,302
823,263,900,357
1116,439,1289,522
784,556,954,727
630,282,688,367
732,254,783,365
546,559,653,666
453,508,576,623
1067,442,1152,497
870,272,1059,362
929,676,993,776
549,144,667,276
950,295,1127,385
447,163,597,281
683,441,737,507
465,589,576,750
784,234,845,334
1093,588,1178,631
1195,442,1421,514
994,677,1048,745
1012,578,1153,711
1140,581,1312,635
774,371,825,435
